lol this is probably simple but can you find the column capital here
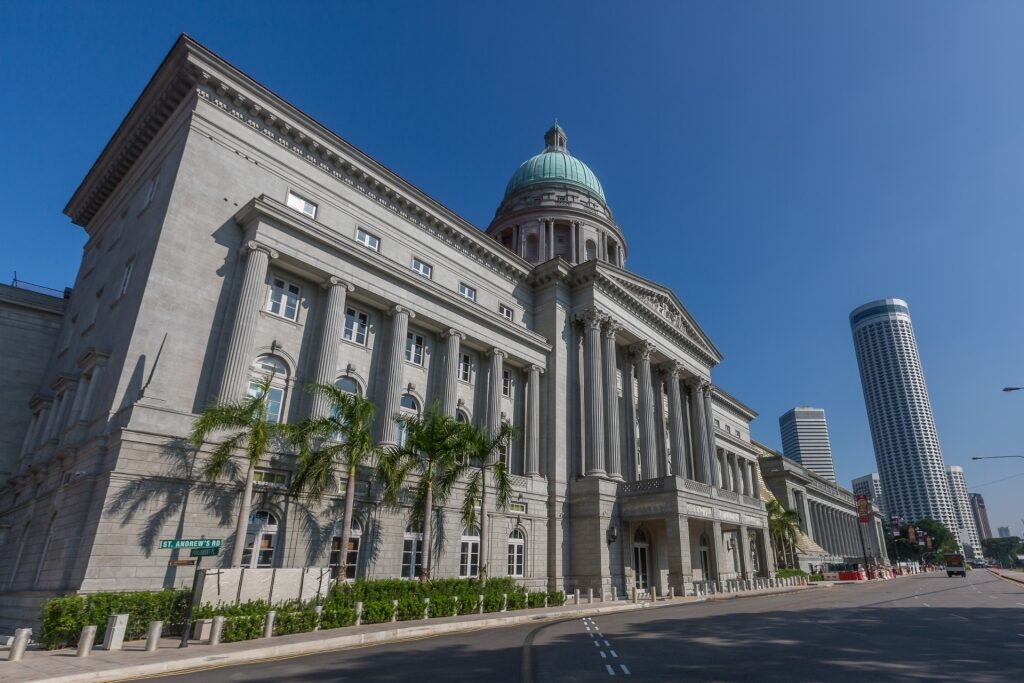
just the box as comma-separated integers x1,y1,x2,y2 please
574,308,607,329
629,340,657,360
245,240,279,260
601,318,623,338
659,361,684,379
323,275,355,292
388,305,415,319
526,364,545,375
442,328,465,340
486,348,506,359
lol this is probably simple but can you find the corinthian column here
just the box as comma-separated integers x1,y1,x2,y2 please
602,320,623,480
219,241,278,401
630,341,658,480
380,305,414,445
525,365,543,476
578,309,606,476
311,276,354,418
687,379,710,484
440,330,464,416
487,349,505,441
664,363,688,478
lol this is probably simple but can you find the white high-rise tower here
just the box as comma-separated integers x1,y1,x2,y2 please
946,466,982,559
779,407,836,482
850,299,958,538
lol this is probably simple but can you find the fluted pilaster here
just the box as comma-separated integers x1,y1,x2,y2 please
687,379,710,483
525,364,542,476
631,341,658,480
701,381,718,484
487,348,505,440
311,276,354,418
602,320,623,480
664,363,687,478
219,242,277,401
380,305,414,445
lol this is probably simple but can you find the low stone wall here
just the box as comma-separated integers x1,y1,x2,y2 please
198,567,332,607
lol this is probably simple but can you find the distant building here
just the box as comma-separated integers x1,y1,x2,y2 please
945,466,982,559
998,527,1012,538
968,493,993,540
849,299,958,540
852,473,885,517
779,407,836,482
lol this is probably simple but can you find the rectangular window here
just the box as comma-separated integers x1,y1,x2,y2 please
502,370,512,397
459,538,480,578
458,282,476,302
401,537,423,579
286,190,317,218
356,227,380,252
405,332,424,365
267,277,302,321
499,304,514,321
508,539,525,577
253,468,288,487
118,260,134,298
509,502,527,514
249,382,284,423
411,257,432,278
459,353,473,383
343,307,369,345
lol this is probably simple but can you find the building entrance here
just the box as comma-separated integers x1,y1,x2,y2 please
633,529,650,590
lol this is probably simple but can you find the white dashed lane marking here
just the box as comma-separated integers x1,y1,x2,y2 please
606,664,616,675
620,664,632,675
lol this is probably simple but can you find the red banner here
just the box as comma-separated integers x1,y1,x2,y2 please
908,525,917,543
856,494,870,523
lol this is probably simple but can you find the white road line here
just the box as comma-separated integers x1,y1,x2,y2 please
922,602,930,607
1017,603,1024,606
604,639,611,647
600,650,607,659
620,664,631,675
606,664,616,676
594,640,601,647
610,650,618,658
589,632,595,638
586,626,591,631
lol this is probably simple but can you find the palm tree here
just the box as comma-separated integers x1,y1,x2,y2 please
461,422,518,581
286,385,380,579
765,499,801,569
189,374,284,567
378,400,472,580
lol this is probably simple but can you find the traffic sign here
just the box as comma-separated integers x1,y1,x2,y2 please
190,547,221,557
167,559,197,567
159,538,222,550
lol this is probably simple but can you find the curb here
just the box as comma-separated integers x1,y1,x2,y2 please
988,569,1024,587
13,586,813,683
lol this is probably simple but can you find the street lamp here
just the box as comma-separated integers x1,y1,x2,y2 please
1002,387,1023,392
971,455,1024,460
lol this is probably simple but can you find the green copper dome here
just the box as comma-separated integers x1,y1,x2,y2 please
503,123,607,205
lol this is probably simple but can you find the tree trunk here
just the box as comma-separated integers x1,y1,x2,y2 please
230,461,257,567
478,465,489,582
421,479,433,581
337,462,357,581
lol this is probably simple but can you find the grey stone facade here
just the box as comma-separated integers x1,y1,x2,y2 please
0,36,772,632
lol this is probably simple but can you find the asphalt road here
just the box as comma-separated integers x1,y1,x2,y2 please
148,571,1024,683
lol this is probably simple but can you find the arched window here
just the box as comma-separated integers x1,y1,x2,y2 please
330,518,363,580
584,239,597,261
335,376,360,395
401,522,424,579
249,355,289,423
242,510,279,568
459,527,480,578
396,394,419,447
507,528,526,577
456,409,470,423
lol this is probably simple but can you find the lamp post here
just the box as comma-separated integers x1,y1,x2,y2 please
971,455,1024,461
1002,387,1023,392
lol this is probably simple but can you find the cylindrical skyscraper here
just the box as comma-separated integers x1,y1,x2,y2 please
850,299,958,538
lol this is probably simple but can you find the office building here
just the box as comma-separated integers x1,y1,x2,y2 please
851,473,885,518
779,407,836,482
968,492,992,540
945,466,982,559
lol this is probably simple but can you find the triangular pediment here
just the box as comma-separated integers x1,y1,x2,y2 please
603,270,722,362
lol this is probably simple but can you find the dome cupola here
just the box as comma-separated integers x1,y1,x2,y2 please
502,122,607,207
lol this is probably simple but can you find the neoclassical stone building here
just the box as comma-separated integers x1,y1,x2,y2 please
0,36,772,630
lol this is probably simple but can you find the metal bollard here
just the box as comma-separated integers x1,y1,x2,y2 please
209,616,225,646
391,599,399,623
631,586,638,604
7,628,31,662
423,598,430,620
612,586,618,601
652,585,658,602
478,594,484,614
453,596,460,616
263,610,276,638
574,588,581,605
313,605,323,631
669,586,675,599
543,594,548,608
356,601,364,626
76,625,97,658
588,588,593,605
102,613,129,651
501,594,508,612
601,588,606,603
145,621,163,652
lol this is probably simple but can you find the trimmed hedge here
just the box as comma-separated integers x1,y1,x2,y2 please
775,568,808,579
40,578,568,648
40,590,191,650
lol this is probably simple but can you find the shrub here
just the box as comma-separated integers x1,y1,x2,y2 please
775,568,808,579
361,600,395,624
40,590,191,650
319,606,357,630
275,607,320,636
547,591,566,606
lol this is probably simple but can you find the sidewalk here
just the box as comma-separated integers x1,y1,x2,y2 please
990,568,1024,586
1,584,814,683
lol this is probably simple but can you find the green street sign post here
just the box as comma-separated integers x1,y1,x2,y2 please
159,538,222,648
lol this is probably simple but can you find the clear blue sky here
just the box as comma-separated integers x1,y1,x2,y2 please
2,1,1022,535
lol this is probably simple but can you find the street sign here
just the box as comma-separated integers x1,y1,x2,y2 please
167,559,197,567
190,547,220,557
159,538,222,550
856,494,870,524
891,515,901,535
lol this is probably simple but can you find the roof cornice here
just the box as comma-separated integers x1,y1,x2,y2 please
712,385,758,421
63,35,533,282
